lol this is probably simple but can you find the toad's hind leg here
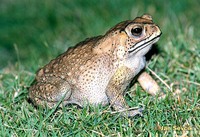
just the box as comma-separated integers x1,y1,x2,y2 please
137,71,167,99
29,77,72,108
137,72,181,99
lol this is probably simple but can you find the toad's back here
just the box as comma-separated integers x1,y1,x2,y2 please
36,36,102,81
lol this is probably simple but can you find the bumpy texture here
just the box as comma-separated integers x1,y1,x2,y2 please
29,14,162,117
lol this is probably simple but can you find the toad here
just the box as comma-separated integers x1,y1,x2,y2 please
29,14,162,117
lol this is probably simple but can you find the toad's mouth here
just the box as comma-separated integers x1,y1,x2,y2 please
128,33,162,53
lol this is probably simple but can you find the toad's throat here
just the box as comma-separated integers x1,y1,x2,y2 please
128,34,161,53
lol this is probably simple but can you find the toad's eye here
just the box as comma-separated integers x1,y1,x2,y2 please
131,27,143,36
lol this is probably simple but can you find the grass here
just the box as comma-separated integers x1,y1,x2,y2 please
0,0,199,136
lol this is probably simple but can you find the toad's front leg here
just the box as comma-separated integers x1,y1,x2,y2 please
106,66,143,117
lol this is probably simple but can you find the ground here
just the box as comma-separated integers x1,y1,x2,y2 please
0,0,199,136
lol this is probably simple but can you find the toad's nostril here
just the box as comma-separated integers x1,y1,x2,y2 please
155,26,162,35
151,26,158,33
